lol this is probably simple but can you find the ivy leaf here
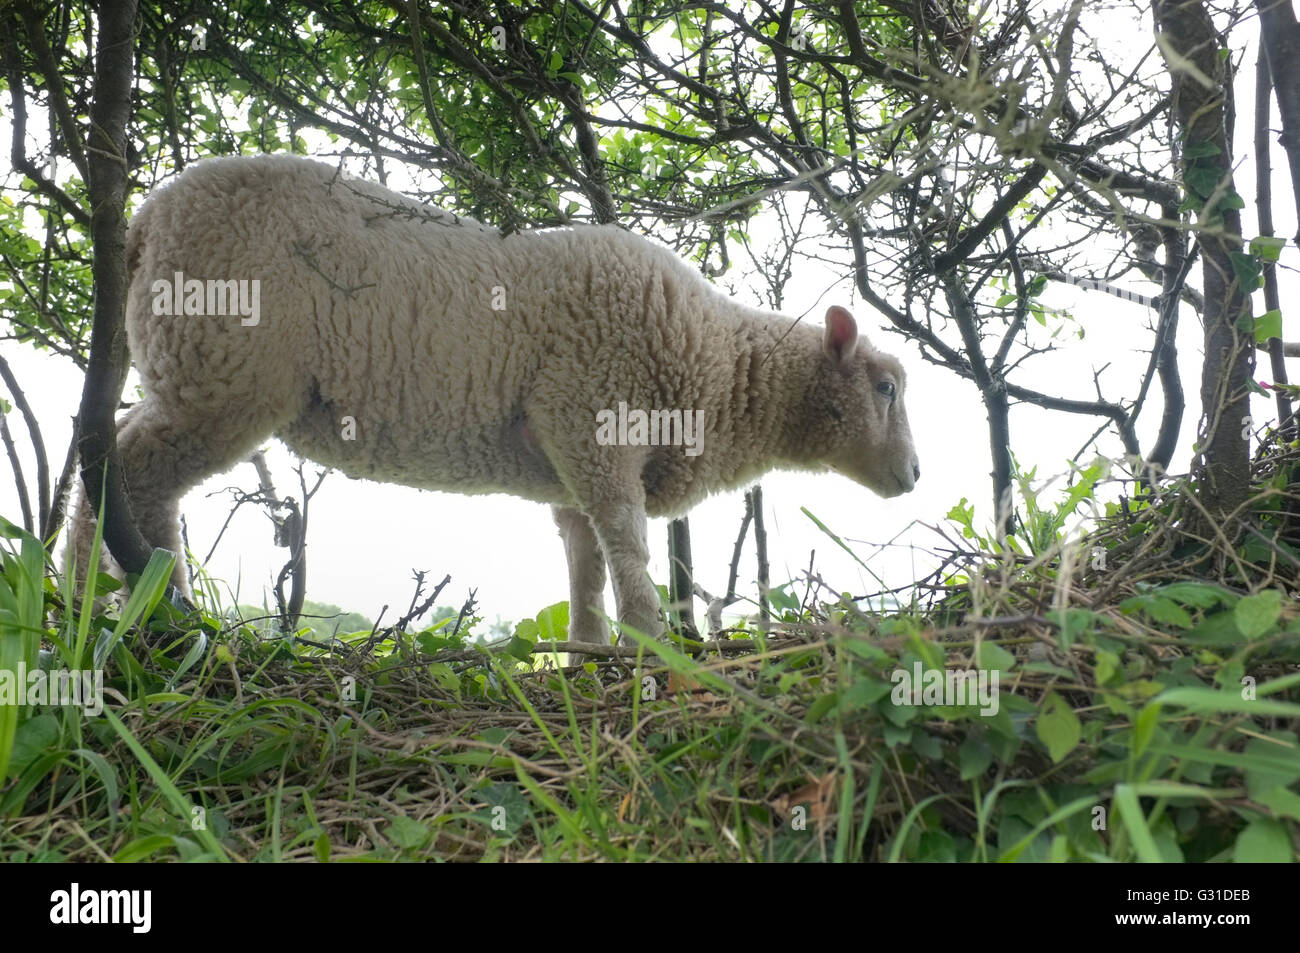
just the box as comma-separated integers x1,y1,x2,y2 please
1183,140,1222,159
1250,235,1286,262
1185,165,1221,197
1253,309,1282,344
1229,251,1262,291
1235,590,1282,639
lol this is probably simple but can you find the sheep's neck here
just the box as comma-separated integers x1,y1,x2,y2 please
726,310,826,475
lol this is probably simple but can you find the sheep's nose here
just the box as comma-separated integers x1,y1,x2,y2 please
912,458,921,482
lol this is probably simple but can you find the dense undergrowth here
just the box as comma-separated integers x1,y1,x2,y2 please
1,444,1298,862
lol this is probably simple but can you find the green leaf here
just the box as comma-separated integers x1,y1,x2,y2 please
1183,140,1222,159
1183,610,1245,647
958,736,993,780
1094,649,1121,685
1235,590,1282,639
1254,309,1283,344
113,835,183,863
839,676,892,710
535,601,569,640
1232,817,1292,862
1036,692,1081,763
1229,251,1262,291
1185,165,1221,197
8,714,60,776
1055,608,1096,650
1250,235,1286,262
387,814,431,850
1113,784,1162,862
976,641,1016,673
1132,702,1162,760
1158,581,1236,608
806,692,840,723
1255,786,1300,823
1146,596,1193,629
417,634,452,654
1154,687,1300,717
506,636,534,661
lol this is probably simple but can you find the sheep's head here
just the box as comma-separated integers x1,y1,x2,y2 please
806,306,920,498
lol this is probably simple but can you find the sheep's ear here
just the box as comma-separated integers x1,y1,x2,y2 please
823,306,859,364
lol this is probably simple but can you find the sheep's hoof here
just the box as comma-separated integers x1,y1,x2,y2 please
164,584,198,614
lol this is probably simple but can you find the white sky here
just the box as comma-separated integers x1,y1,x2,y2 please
0,7,1292,632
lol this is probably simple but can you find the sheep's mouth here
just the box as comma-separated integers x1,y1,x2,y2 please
890,469,917,495
862,472,909,498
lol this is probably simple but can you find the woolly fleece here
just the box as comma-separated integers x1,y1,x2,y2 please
74,154,920,644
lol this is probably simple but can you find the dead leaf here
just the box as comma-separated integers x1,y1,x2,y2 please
666,670,722,704
772,772,836,823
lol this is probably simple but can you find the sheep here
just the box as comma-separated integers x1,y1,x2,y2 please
72,154,920,645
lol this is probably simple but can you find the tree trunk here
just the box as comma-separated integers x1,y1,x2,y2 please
77,0,155,578
667,517,697,639
1255,0,1300,245
1154,0,1253,519
1255,39,1295,438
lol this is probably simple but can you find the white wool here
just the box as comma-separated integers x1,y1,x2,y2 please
72,155,919,644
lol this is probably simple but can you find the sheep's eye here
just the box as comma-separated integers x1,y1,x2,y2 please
876,381,896,400
828,404,843,422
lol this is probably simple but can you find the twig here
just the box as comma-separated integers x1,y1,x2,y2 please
752,485,770,625
0,402,33,532
0,353,50,534
396,570,451,632
451,589,478,638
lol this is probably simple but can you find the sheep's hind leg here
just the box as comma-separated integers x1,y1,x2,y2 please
75,398,288,598
582,498,664,647
552,505,610,653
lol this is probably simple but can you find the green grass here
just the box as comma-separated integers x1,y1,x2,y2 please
2,459,1299,862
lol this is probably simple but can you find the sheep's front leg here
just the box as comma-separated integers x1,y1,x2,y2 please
584,499,664,645
552,505,610,647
